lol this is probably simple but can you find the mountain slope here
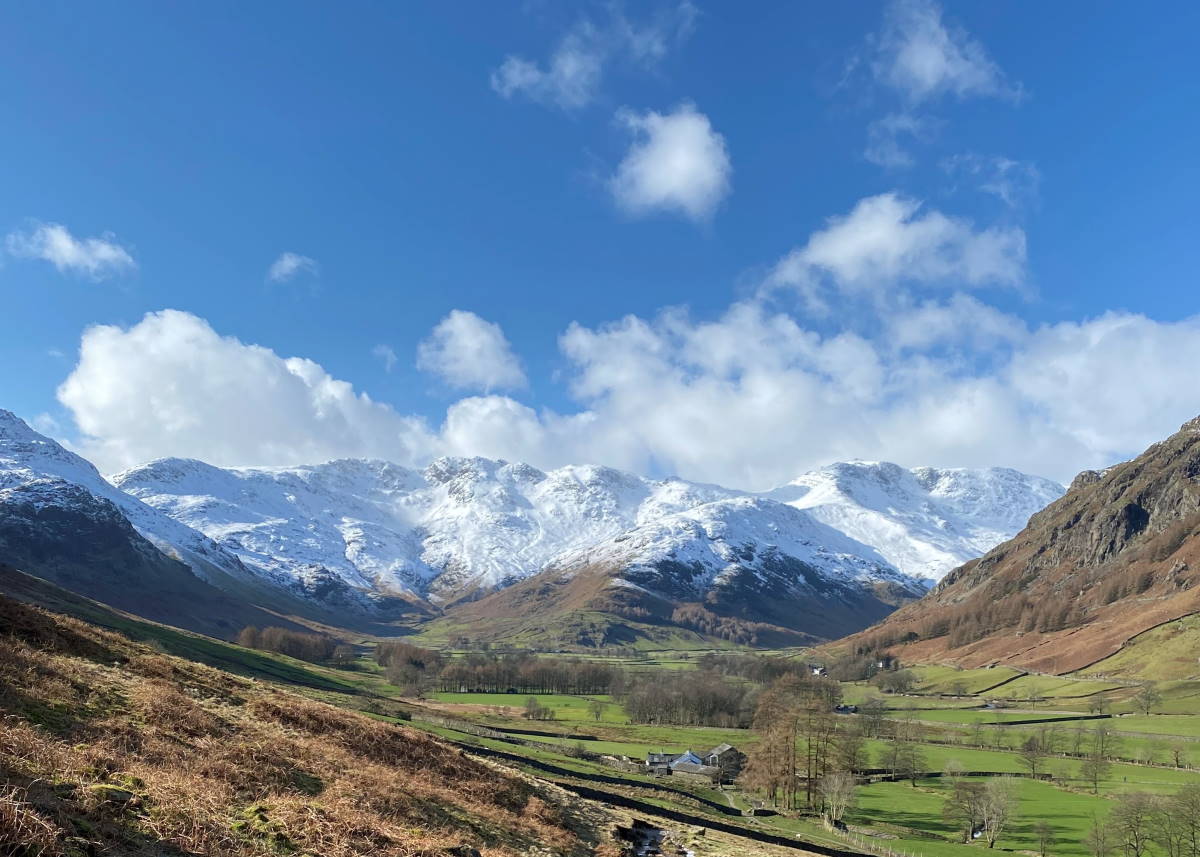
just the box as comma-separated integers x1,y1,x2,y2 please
0,471,297,640
434,497,926,647
0,411,427,637
767,461,1063,583
843,417,1200,674
0,592,611,857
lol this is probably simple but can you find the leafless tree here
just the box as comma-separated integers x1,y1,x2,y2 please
1133,684,1163,716
818,771,857,826
1080,752,1111,794
979,777,1018,849
1035,820,1056,857
1084,813,1114,857
1019,735,1048,777
942,780,985,842
1111,792,1157,857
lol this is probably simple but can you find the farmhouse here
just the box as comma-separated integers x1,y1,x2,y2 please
643,745,742,783
670,760,719,784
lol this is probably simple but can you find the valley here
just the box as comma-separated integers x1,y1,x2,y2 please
6,411,1200,855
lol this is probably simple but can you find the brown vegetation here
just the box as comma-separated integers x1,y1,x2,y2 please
0,594,606,857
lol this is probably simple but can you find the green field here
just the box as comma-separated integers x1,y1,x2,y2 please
1081,615,1200,681
908,664,1025,695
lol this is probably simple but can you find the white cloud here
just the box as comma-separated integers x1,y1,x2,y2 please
416,310,527,392
942,153,1040,208
266,252,319,283
491,30,605,110
5,222,136,280
53,302,1200,490
609,103,732,222
872,0,1019,104
58,310,439,472
767,193,1026,310
372,344,398,373
491,3,696,110
863,113,937,168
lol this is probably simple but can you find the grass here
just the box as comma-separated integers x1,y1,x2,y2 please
429,691,626,723
846,777,1112,857
1081,614,1200,681
907,664,1025,695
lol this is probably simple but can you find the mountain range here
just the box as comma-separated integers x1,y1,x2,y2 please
0,409,1062,645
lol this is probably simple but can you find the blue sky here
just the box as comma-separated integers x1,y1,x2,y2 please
2,1,1198,488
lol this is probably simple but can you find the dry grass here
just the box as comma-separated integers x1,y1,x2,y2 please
0,595,610,857
0,785,66,857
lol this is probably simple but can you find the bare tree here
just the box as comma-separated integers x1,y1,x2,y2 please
943,759,966,785
1111,792,1157,857
1090,693,1112,715
1080,752,1111,794
1164,783,1200,857
587,699,605,721
969,718,986,748
1035,820,1056,857
1133,684,1163,716
817,771,857,827
1084,814,1114,857
1019,735,1048,778
1169,742,1188,769
979,777,1018,849
942,780,985,842
834,721,868,773
859,696,886,737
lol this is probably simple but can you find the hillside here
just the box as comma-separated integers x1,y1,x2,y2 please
843,416,1200,674
0,592,615,857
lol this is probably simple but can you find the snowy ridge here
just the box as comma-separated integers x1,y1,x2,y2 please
766,461,1064,582
0,410,251,584
112,455,747,602
551,496,915,598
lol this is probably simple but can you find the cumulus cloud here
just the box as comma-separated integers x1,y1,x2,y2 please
5,222,136,280
58,310,438,471
609,103,732,221
767,193,1026,310
872,0,1019,104
491,3,696,109
416,310,527,392
372,344,398,373
53,302,1200,489
266,252,319,283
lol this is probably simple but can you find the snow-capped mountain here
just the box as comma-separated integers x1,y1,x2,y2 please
0,409,1063,642
0,410,316,638
113,450,1060,608
111,455,743,603
0,410,251,586
766,461,1064,583
551,495,914,596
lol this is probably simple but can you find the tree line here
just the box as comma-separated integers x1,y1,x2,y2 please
236,626,349,663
